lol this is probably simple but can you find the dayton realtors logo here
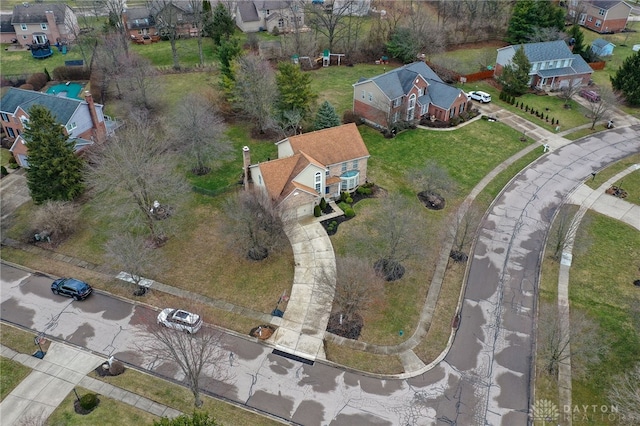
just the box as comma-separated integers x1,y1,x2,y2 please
531,399,560,425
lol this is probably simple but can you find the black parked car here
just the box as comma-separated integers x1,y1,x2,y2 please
51,278,93,301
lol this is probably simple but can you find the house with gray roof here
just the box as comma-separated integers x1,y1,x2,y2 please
568,0,632,33
352,62,469,129
0,88,116,168
495,40,594,91
235,1,304,33
123,7,157,38
10,3,79,47
1,16,17,44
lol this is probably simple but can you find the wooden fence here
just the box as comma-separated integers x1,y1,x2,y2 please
588,61,606,70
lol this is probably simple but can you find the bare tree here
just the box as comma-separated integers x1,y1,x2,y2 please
558,79,582,108
319,256,385,339
408,160,457,210
547,205,579,261
121,52,162,111
537,303,603,378
105,233,165,295
148,0,183,70
102,0,130,57
91,32,129,102
305,0,356,51
407,1,446,59
449,204,481,263
186,0,206,66
31,200,80,242
142,319,229,408
365,194,425,281
586,87,617,130
169,94,231,175
608,363,640,424
223,189,288,261
231,54,279,134
86,111,190,246
527,26,565,43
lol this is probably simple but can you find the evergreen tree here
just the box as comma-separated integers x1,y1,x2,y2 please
314,101,341,130
276,62,317,118
567,25,586,59
611,50,640,106
386,27,420,64
507,0,564,44
499,45,532,96
23,105,84,204
209,3,235,46
217,38,242,82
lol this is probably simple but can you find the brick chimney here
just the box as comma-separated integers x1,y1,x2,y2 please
84,91,107,143
242,146,251,188
45,10,61,43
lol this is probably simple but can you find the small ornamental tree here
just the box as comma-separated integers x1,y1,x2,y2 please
23,105,85,204
611,50,640,106
314,101,341,130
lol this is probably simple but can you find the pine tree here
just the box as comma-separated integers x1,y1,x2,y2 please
611,50,640,106
276,62,317,118
209,3,235,46
314,101,341,130
499,45,531,96
23,105,84,204
507,0,564,44
567,25,586,59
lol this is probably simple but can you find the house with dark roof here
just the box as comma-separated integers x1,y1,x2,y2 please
495,40,594,91
10,3,79,47
567,0,632,33
591,38,616,56
1,16,17,44
242,123,370,218
0,88,116,168
123,7,157,38
235,1,304,33
147,0,199,38
352,62,469,129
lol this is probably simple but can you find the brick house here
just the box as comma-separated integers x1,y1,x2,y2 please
235,1,304,33
243,123,370,219
0,88,116,168
567,0,632,33
495,40,594,90
10,3,79,47
352,62,469,129
123,7,157,38
147,1,199,38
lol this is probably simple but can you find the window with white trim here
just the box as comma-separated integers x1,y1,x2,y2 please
314,171,322,193
341,162,347,172
595,19,601,27
588,16,593,22
21,24,27,31
352,159,358,169
0,113,8,122
7,127,15,137
393,98,401,107
66,122,77,132
598,8,605,16
368,92,373,101
41,23,47,30
361,90,365,99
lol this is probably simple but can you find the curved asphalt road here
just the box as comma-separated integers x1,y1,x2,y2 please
2,126,639,425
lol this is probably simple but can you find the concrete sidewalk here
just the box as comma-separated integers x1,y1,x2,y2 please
0,341,181,425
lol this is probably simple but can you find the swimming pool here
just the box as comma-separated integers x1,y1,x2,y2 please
46,82,84,100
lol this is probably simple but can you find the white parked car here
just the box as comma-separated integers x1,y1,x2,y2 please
467,91,492,103
157,308,203,334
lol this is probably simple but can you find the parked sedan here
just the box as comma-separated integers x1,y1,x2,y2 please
467,91,492,103
51,278,93,300
157,308,203,334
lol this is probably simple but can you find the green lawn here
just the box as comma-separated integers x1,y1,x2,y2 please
569,213,640,425
0,357,31,401
131,37,219,68
1,148,12,167
585,153,640,191
430,42,507,75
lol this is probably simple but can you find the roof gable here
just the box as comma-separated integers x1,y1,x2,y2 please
237,2,259,22
355,62,444,100
516,40,574,62
285,123,370,166
590,0,630,10
11,3,69,24
1,87,86,125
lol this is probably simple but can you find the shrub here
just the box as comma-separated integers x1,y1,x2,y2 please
52,66,90,81
0,166,8,176
340,191,349,202
313,205,321,217
319,198,327,210
26,73,48,91
338,201,349,211
345,196,353,204
342,110,362,124
79,393,99,411
109,360,125,376
481,115,489,120
31,200,80,241
344,207,355,217
271,26,279,36
356,186,372,195
19,84,34,91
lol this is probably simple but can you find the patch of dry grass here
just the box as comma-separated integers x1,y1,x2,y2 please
323,341,405,375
